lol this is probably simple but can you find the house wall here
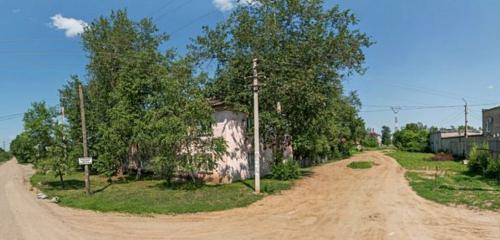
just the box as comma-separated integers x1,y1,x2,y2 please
430,132,485,157
208,110,273,183
482,107,500,156
429,132,442,152
439,135,485,157
483,107,500,139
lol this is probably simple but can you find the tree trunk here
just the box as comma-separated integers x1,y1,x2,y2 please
135,159,142,181
59,173,65,189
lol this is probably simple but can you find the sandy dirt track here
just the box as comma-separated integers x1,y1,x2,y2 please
1,151,499,240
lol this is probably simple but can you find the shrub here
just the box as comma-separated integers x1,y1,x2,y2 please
485,157,500,179
347,161,373,169
430,152,454,161
0,148,12,162
468,144,490,175
362,135,379,148
271,160,301,180
392,123,430,152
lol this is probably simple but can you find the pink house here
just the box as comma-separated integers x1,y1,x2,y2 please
206,101,273,183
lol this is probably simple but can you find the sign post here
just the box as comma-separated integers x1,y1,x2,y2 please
78,157,93,166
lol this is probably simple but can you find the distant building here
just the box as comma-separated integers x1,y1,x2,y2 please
482,106,500,157
368,128,382,146
429,130,483,157
429,105,500,157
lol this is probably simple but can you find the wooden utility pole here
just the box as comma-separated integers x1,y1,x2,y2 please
252,58,261,194
78,84,91,196
463,98,468,158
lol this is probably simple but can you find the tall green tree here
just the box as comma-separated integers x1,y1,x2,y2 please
39,123,74,188
393,123,430,152
59,75,86,164
80,10,170,178
189,0,371,161
22,102,55,164
74,9,226,180
10,132,34,163
0,147,12,162
381,126,391,145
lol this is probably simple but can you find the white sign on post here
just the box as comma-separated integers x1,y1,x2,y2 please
78,157,93,165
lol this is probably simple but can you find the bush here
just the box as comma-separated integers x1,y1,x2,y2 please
468,144,491,175
485,157,500,179
271,160,301,180
392,123,430,152
0,148,12,162
362,135,379,148
430,152,454,161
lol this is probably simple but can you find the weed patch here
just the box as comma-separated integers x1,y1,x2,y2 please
347,161,373,169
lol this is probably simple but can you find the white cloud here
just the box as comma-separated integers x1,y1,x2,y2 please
212,0,260,12
50,14,88,38
213,0,235,12
488,85,494,89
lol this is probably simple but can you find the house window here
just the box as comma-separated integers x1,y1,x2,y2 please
486,117,493,133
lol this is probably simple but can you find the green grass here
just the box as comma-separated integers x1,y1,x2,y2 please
387,151,467,172
388,151,499,211
31,172,292,214
347,161,373,169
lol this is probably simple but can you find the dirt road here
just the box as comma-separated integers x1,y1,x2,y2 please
1,152,499,240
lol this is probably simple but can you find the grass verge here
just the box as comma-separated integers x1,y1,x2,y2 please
387,151,499,211
347,161,373,169
31,172,292,214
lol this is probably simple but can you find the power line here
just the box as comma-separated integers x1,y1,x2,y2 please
361,102,500,113
155,0,195,20
376,80,498,103
170,10,219,35
149,0,177,18
0,114,23,122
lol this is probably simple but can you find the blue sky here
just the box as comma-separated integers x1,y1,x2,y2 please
1,0,500,148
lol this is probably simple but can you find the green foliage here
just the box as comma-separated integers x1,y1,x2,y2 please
11,102,55,164
0,147,12,162
485,157,500,179
392,123,430,152
80,10,171,177
46,9,226,180
347,161,373,169
389,151,499,210
468,144,500,179
362,132,379,148
38,124,75,188
31,172,292,214
10,132,33,163
381,126,391,145
58,75,84,164
387,151,467,172
189,0,371,162
468,144,491,175
406,172,499,210
271,160,301,180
